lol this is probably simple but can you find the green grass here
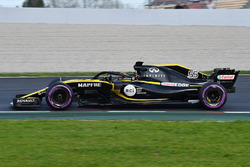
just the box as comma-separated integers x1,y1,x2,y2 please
0,71,249,77
202,71,214,75
235,71,250,74
0,120,249,167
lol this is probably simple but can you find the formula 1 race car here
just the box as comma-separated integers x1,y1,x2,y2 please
12,61,239,110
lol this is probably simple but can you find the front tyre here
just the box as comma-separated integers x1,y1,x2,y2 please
46,82,73,110
199,82,227,109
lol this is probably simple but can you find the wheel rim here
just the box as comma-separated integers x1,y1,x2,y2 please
202,85,225,108
48,85,72,109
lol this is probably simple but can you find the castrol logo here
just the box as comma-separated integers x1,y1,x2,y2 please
217,75,235,80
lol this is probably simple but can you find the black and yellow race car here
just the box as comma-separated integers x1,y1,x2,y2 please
12,61,239,110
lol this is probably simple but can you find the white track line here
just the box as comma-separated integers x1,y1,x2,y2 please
224,111,250,114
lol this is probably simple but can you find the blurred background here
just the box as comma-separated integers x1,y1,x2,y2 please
0,0,249,9
0,0,250,73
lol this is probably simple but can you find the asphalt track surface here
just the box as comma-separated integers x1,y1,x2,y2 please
0,76,250,121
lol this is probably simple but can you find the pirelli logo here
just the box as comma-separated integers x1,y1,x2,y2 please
78,83,101,88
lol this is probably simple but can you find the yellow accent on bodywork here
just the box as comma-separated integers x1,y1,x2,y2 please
189,85,203,87
63,79,111,84
112,90,168,101
117,80,161,85
120,80,131,82
136,80,161,85
21,88,48,98
151,64,193,70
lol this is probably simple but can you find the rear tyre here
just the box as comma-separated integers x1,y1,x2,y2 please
199,82,227,109
46,82,73,110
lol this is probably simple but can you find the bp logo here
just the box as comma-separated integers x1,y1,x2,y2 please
124,85,136,97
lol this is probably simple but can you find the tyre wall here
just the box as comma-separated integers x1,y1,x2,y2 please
1,8,250,26
0,8,250,72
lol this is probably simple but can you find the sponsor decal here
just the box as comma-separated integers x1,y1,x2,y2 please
142,74,166,78
38,91,46,96
78,83,101,88
149,67,160,73
124,85,136,97
161,82,189,87
136,88,147,95
17,99,35,103
217,75,235,80
187,70,199,79
219,81,233,83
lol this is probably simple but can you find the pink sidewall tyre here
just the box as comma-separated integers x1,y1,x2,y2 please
199,82,227,110
45,82,73,110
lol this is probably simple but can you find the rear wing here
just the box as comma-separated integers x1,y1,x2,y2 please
209,68,240,93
